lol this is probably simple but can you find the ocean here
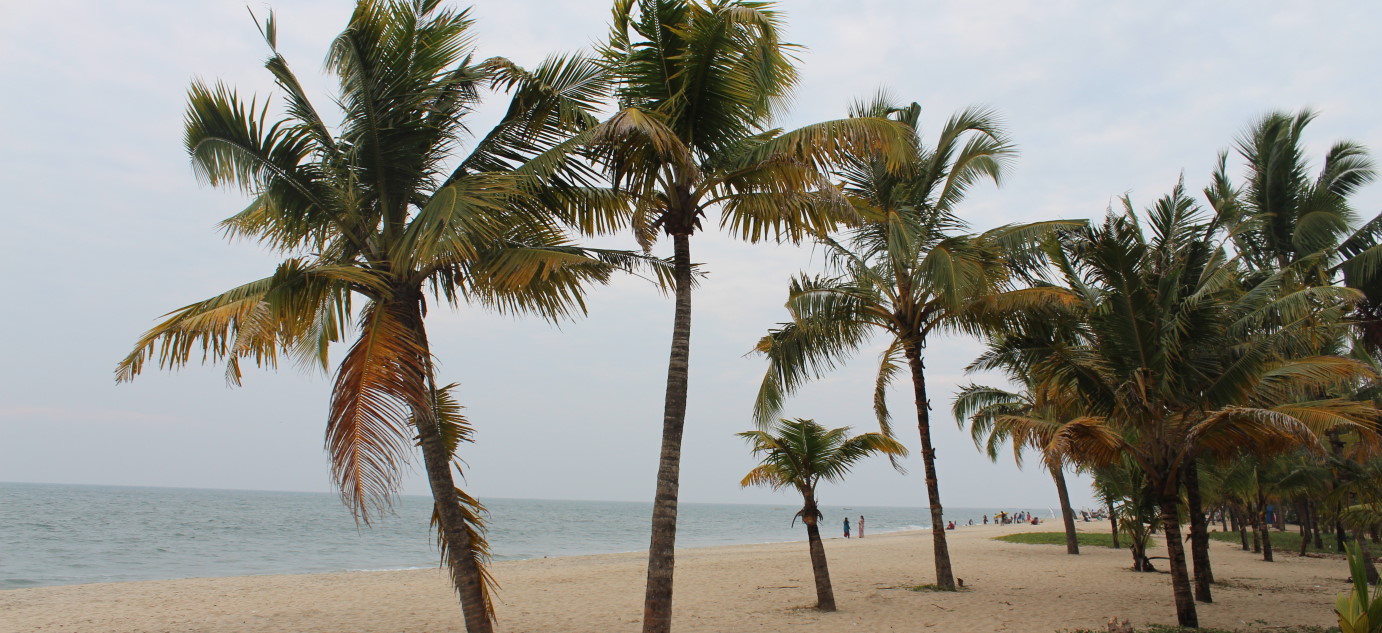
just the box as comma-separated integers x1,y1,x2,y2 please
0,482,1040,590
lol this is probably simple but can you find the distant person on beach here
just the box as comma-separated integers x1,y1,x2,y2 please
983,514,988,524
843,516,850,538
859,515,865,538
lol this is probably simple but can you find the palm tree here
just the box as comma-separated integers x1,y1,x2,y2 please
584,3,911,629
738,418,907,611
115,4,643,631
1092,459,1160,571
952,380,1082,554
752,96,1076,590
1020,183,1377,626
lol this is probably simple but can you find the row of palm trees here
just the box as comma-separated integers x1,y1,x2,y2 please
932,112,1382,626
113,1,1382,632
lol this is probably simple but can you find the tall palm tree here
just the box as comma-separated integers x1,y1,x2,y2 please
738,418,907,611
952,380,1082,555
584,3,911,629
1021,183,1377,626
753,96,1075,590
115,4,643,631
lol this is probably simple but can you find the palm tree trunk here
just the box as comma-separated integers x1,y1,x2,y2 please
1159,487,1199,628
801,500,836,611
1049,462,1079,555
1184,462,1213,602
643,232,694,633
1311,500,1325,550
1232,505,1250,550
1109,499,1120,549
405,301,493,633
902,341,955,590
1296,499,1310,556
1256,482,1273,562
416,413,494,633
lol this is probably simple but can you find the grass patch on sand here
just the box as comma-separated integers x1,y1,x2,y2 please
1067,626,1336,633
995,531,1125,548
1206,529,1336,555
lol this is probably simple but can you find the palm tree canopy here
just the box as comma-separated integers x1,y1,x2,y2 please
1000,181,1378,482
751,96,1082,430
582,0,916,248
738,418,907,496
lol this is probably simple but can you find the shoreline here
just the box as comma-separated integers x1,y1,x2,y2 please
2,520,1349,632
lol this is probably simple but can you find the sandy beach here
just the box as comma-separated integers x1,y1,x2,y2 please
2,521,1349,632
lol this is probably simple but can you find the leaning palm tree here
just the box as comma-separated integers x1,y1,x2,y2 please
584,3,911,629
952,379,1082,555
738,418,907,611
753,96,1076,590
115,4,645,631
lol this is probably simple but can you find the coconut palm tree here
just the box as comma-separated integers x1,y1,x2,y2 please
584,3,911,629
738,418,907,611
115,4,646,631
752,96,1077,590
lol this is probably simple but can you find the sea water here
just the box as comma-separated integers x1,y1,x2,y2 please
0,482,1038,589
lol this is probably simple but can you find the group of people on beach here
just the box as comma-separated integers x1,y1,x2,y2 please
842,515,864,538
981,511,1040,526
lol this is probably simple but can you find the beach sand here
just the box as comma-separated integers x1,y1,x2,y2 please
2,521,1349,632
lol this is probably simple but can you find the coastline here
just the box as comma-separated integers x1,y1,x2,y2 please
2,521,1346,632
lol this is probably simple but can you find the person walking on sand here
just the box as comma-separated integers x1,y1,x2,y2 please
859,515,865,538
843,516,851,538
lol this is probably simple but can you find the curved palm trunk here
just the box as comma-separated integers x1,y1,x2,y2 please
417,415,494,633
1184,462,1213,602
1049,462,1079,555
1159,486,1199,628
801,498,836,611
643,233,693,633
404,300,493,633
902,342,955,590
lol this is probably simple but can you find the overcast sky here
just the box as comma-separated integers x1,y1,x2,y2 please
3,1,1380,514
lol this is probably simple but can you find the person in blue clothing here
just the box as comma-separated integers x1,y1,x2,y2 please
843,516,851,538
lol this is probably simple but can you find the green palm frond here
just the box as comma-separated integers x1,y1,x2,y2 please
116,260,374,383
